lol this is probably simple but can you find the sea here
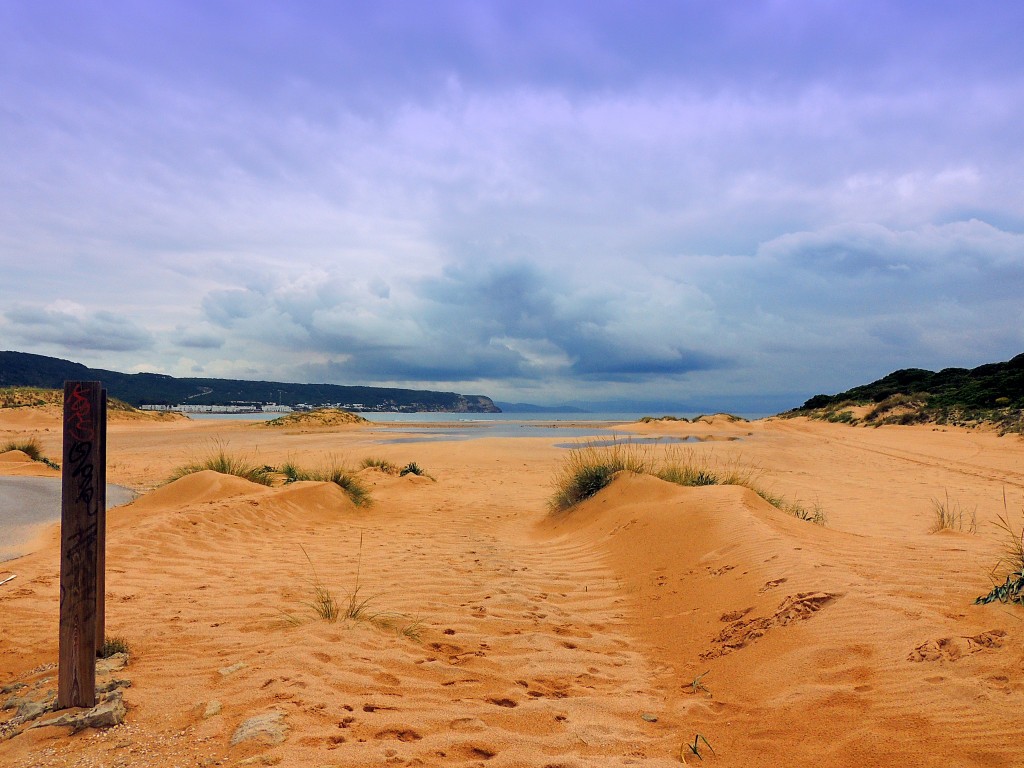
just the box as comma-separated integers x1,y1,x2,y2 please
188,410,770,444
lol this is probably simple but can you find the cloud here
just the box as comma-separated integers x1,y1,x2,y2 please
195,260,729,386
5,303,154,352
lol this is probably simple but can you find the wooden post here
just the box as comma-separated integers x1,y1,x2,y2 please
58,381,106,709
95,390,107,657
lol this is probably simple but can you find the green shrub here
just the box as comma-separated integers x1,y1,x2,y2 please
977,492,1024,606
399,462,433,480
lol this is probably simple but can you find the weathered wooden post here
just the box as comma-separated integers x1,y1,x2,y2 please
58,381,107,709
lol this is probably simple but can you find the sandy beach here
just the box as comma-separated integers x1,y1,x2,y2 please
1,409,1023,767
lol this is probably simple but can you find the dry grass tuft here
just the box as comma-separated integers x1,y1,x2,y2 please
550,440,827,524
279,456,371,506
929,491,977,534
167,439,273,486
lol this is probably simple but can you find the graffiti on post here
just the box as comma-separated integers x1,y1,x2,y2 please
58,381,106,710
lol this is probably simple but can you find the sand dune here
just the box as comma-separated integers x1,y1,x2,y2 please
1,415,1022,766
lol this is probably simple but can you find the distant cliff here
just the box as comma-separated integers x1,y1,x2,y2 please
0,351,501,413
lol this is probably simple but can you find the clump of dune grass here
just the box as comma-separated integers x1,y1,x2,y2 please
360,456,398,474
285,538,422,640
167,440,273,486
2,437,44,461
278,457,371,506
550,440,827,524
399,461,434,480
929,491,977,534
976,490,1024,606
549,439,652,512
1,436,59,468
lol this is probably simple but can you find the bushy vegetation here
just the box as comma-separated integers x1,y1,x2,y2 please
791,354,1024,434
549,441,826,524
549,441,649,510
976,493,1024,606
399,462,433,479
1,436,60,469
167,441,274,486
360,456,398,474
279,458,371,506
0,386,143,413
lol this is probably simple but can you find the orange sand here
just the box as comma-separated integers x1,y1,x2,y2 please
1,410,1023,767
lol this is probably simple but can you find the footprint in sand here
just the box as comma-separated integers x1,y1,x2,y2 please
374,728,422,742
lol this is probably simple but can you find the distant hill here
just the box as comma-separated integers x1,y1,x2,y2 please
0,351,501,413
789,353,1024,433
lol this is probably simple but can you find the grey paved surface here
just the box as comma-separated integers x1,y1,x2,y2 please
0,477,135,559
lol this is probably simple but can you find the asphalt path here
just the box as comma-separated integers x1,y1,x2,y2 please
0,477,136,560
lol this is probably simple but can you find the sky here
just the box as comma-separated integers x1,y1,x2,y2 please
2,1,1023,413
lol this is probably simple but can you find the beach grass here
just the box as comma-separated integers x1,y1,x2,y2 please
549,439,651,511
167,440,274,486
98,636,131,659
929,491,977,533
2,437,46,462
289,539,421,639
399,461,434,480
550,439,827,524
2,436,60,469
279,457,371,506
360,456,398,474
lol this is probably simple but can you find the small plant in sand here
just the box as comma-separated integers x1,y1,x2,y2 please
98,636,130,659
689,670,712,697
287,537,422,640
683,733,715,761
929,491,977,534
549,439,651,512
550,441,827,524
360,456,398,474
976,490,1024,606
168,439,273,486
278,457,371,506
399,461,433,479
1,437,60,469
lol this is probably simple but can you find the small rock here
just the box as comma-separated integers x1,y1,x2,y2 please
2,695,25,712
203,700,222,718
97,678,132,694
218,662,247,677
1,683,27,695
230,712,288,746
641,713,658,723
30,691,126,732
16,698,54,721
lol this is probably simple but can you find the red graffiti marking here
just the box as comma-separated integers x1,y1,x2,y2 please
67,383,95,442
